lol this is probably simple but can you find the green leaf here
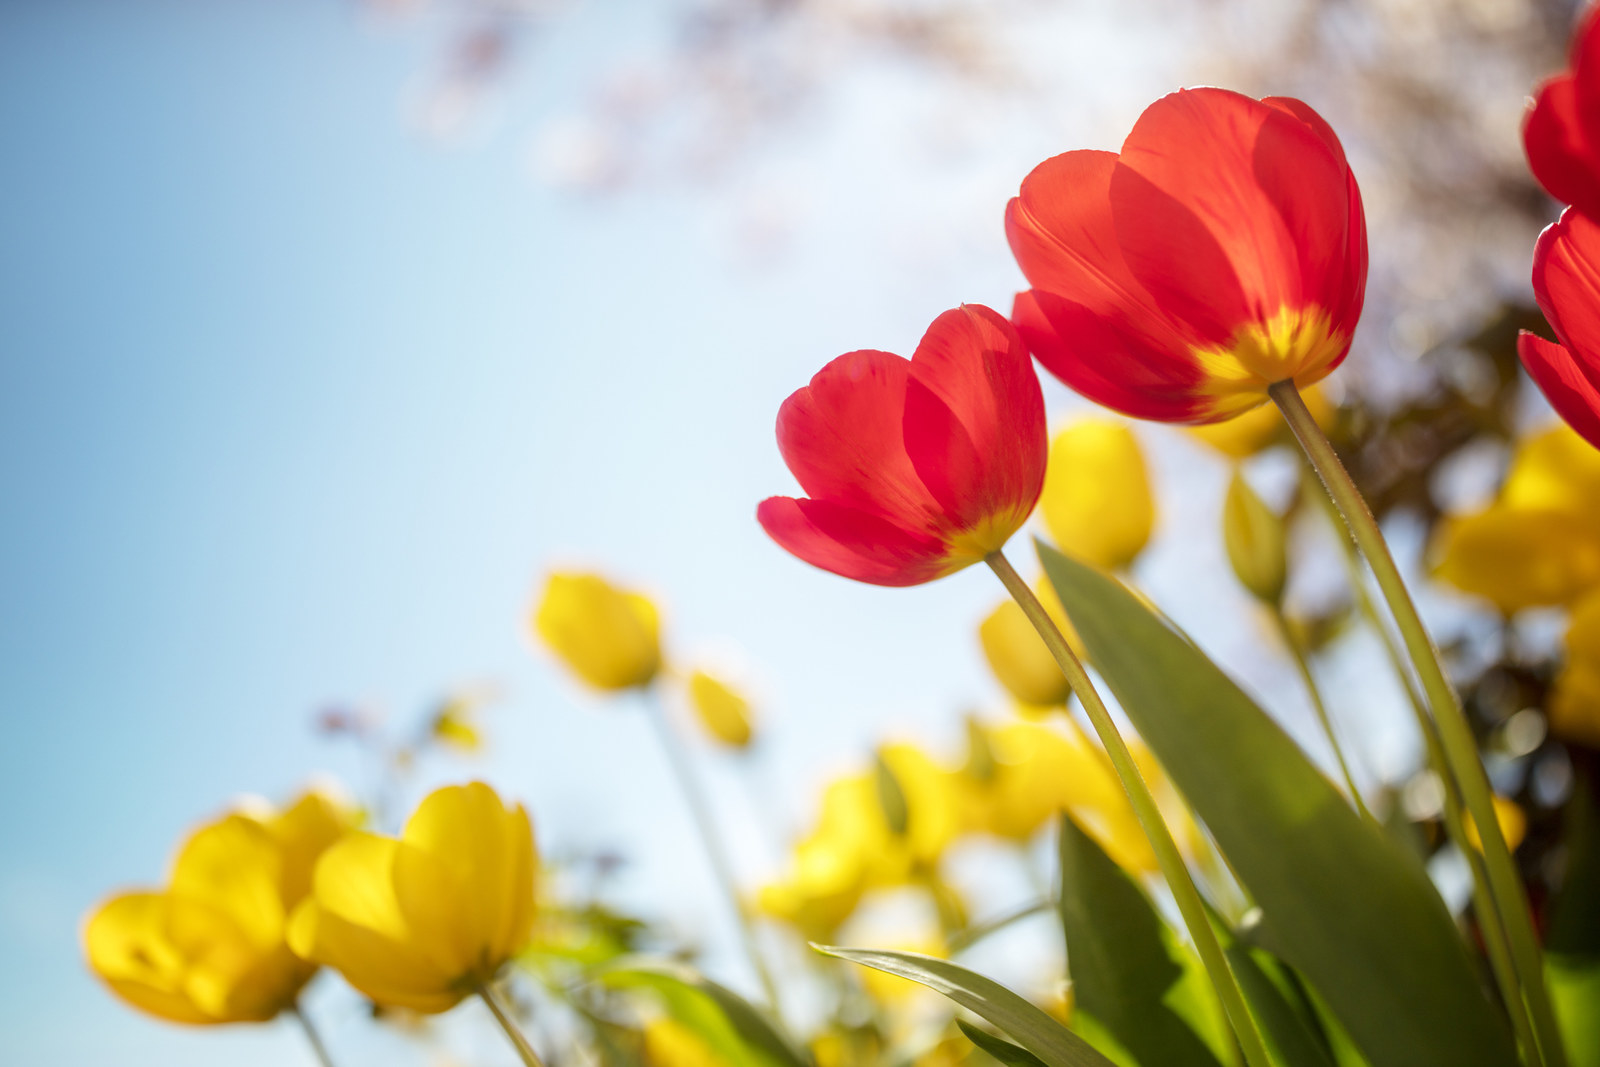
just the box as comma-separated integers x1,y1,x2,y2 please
1226,945,1338,1067
813,945,1118,1067
960,1020,1052,1067
1055,813,1228,1067
598,957,810,1067
1037,543,1517,1067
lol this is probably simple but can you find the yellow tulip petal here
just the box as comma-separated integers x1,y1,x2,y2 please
1432,508,1600,612
978,598,1073,708
288,897,457,1009
534,572,662,691
687,670,754,748
1189,382,1332,458
1040,421,1154,570
170,815,286,949
1501,423,1600,515
1466,796,1528,854
84,893,218,1025
1553,589,1600,749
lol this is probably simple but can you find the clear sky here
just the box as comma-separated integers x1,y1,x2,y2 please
0,2,1435,1064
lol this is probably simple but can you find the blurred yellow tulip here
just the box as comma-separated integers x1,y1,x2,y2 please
643,1016,726,1067
1222,471,1288,605
83,788,353,1025
287,781,536,1013
1432,425,1600,612
1040,420,1154,570
535,572,662,691
977,579,1085,709
1189,383,1333,458
1552,589,1600,749
686,670,754,748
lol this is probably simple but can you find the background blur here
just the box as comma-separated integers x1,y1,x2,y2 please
0,0,1578,1063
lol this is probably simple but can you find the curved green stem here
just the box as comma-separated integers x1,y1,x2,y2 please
642,689,786,1024
1312,470,1539,1063
478,982,545,1067
1273,379,1563,1067
290,1003,336,1067
948,897,1052,954
987,550,1274,1067
1270,606,1375,823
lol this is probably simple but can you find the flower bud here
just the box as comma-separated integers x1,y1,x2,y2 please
687,670,754,748
1040,420,1153,570
534,572,662,691
1222,471,1287,605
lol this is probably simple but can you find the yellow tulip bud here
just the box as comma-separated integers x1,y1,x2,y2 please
535,572,662,691
686,670,754,748
287,781,537,1013
1222,471,1288,605
978,580,1086,708
1189,383,1333,458
1465,796,1528,854
83,788,354,1025
1040,420,1154,570
1552,589,1600,750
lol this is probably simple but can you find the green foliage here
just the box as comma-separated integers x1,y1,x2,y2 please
1037,542,1518,1067
599,958,812,1067
960,1020,1051,1067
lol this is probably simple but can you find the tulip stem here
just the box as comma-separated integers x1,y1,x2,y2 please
478,981,546,1067
1312,470,1540,1063
1272,379,1564,1067
1269,606,1374,823
987,550,1275,1067
642,690,787,1025
290,1003,336,1067
948,897,1052,954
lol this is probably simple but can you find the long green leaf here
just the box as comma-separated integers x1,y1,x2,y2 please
814,945,1118,1067
1547,772,1600,1067
960,1020,1052,1067
1056,813,1228,1067
1037,543,1517,1067
598,958,810,1067
1226,945,1338,1067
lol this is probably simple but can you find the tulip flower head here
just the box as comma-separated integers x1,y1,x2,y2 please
287,781,536,1013
1552,588,1600,749
1520,209,1600,451
1008,88,1367,423
686,669,755,748
1524,6,1600,220
535,571,662,691
83,789,352,1025
758,305,1047,586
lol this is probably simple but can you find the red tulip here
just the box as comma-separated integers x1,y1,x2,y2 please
1524,6,1600,219
758,305,1046,587
1006,88,1367,424
1520,208,1600,449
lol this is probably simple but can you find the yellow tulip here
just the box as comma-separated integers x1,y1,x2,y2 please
287,781,536,1013
534,572,662,691
1189,382,1333,458
1552,589,1600,749
83,788,353,1025
643,1016,726,1067
1040,420,1154,570
1432,425,1600,612
977,579,1086,709
686,670,754,748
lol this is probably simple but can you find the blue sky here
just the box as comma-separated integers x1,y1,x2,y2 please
0,2,1439,1063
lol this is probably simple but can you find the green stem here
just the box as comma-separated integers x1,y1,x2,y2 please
478,982,545,1067
948,897,1052,954
642,689,786,1024
1315,476,1540,1064
1272,380,1563,1067
1270,606,1375,823
290,1003,336,1067
987,551,1275,1067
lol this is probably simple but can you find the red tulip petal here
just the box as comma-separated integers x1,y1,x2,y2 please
1112,88,1353,344
1520,333,1600,451
1572,4,1600,130
756,496,955,587
903,305,1046,528
1011,289,1231,422
772,349,942,531
1534,210,1600,360
1524,75,1600,219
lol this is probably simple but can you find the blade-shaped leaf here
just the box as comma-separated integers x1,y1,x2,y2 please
1226,945,1338,1067
598,957,810,1067
1547,772,1600,1067
1056,813,1227,1067
814,945,1118,1067
960,1020,1052,1067
1037,543,1517,1067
